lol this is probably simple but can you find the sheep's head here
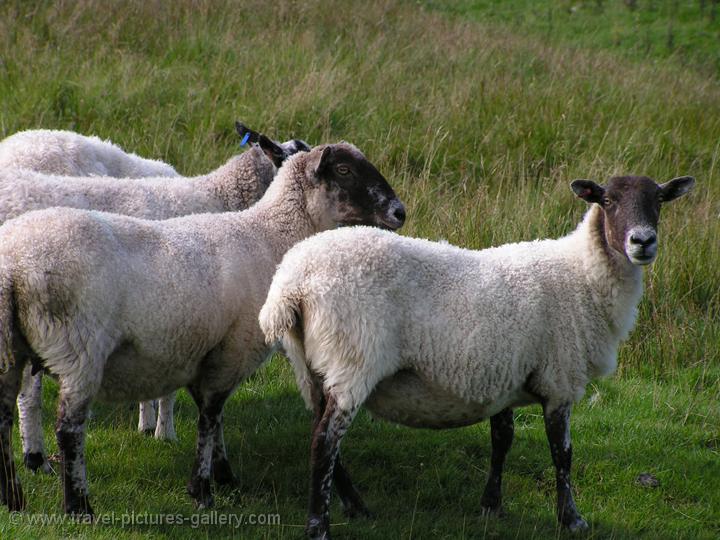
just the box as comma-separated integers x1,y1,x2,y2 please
235,121,310,168
304,143,405,231
571,175,694,265
280,139,311,156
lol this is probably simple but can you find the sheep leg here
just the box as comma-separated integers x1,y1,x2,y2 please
154,392,177,441
137,400,157,434
543,403,588,532
0,363,26,511
211,412,236,486
307,393,357,540
186,385,231,508
480,407,514,514
56,392,93,516
333,460,370,518
309,378,369,519
18,365,52,473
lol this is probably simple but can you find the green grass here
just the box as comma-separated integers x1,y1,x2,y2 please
0,0,719,538
430,0,720,78
2,361,718,539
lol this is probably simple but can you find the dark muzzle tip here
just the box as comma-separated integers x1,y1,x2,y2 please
630,233,657,247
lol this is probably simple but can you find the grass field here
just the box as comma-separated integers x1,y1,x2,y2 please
432,0,720,77
1,0,719,538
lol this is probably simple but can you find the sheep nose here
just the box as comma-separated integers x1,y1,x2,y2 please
629,232,656,247
380,200,406,230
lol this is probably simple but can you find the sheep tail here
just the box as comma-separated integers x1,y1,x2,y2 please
258,286,301,346
0,275,15,373
259,284,315,409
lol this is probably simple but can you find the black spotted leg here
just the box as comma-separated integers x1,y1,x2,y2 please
307,392,358,540
186,385,233,509
211,411,236,486
480,407,514,514
0,363,25,511
55,392,93,516
543,403,588,532
309,376,369,520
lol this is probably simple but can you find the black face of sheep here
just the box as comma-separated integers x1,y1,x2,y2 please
572,175,694,265
314,144,405,231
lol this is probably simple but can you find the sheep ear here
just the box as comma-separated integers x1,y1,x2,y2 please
291,139,311,153
257,134,287,168
659,176,694,203
235,122,260,145
307,146,333,181
571,179,604,204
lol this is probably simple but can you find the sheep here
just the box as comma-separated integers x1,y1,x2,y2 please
134,124,309,441
6,122,311,473
0,142,405,516
258,174,695,539
0,129,179,177
3,128,182,468
0,125,309,223
4,129,179,467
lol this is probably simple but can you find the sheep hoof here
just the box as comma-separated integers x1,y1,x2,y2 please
138,416,156,433
2,484,26,512
480,503,504,517
154,429,177,441
342,502,372,519
65,496,93,518
23,452,52,474
188,477,214,509
564,516,589,533
212,459,237,486
192,495,215,510
305,514,330,539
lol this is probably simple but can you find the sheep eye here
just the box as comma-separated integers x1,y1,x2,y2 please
336,165,351,176
602,197,613,207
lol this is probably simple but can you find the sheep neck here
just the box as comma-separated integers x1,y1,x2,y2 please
580,204,644,338
241,159,318,258
196,155,250,211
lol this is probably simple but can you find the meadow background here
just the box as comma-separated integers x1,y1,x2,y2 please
0,0,719,538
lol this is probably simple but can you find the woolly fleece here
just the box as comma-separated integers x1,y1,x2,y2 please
260,205,644,420
0,144,276,222
0,129,178,177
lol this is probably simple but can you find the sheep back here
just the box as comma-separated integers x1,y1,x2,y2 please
0,130,177,178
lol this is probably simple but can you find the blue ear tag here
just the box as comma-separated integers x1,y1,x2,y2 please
240,132,251,146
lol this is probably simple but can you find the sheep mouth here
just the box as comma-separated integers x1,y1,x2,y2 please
377,216,404,231
337,215,403,231
629,253,656,265
626,244,657,266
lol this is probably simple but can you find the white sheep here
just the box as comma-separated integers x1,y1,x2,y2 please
259,175,694,539
4,128,180,464
4,123,310,473
0,144,280,222
0,142,405,515
0,129,178,177
3,128,181,468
